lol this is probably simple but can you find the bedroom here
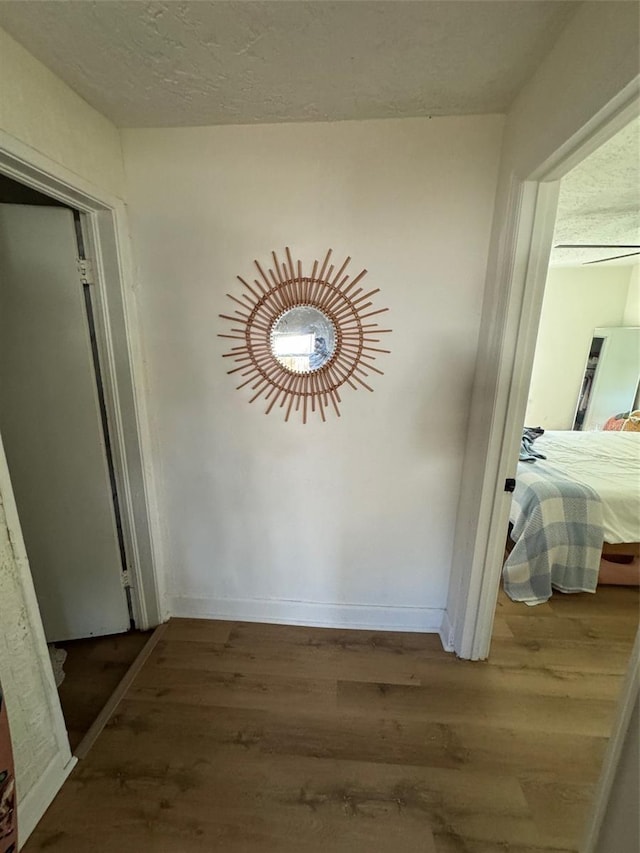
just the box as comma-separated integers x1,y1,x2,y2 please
501,117,640,607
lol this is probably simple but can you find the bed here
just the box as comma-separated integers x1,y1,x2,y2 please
503,430,640,604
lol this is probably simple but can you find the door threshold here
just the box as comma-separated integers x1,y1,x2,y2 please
73,622,168,760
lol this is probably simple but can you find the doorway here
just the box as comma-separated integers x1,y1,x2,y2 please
0,174,133,640
0,172,157,752
447,79,640,662
499,118,640,609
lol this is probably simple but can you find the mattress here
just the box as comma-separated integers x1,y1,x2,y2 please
528,430,640,544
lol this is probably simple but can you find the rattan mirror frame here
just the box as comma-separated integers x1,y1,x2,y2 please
219,248,391,423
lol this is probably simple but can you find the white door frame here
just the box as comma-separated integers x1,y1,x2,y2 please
0,130,164,630
450,83,640,661
581,628,639,851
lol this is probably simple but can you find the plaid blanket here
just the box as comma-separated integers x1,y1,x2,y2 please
503,461,604,604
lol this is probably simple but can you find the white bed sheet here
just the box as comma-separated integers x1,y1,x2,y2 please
533,430,640,544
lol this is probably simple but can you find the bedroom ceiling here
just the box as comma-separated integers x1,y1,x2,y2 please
551,118,640,268
0,0,578,126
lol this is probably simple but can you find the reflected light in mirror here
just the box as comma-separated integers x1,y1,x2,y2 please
271,306,336,374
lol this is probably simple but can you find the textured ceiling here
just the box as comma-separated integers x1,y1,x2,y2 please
552,118,640,268
1,1,635,266
0,0,578,127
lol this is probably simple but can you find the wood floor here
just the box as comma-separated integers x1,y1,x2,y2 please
24,586,639,853
56,630,151,751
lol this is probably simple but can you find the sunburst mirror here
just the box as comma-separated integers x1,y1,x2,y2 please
219,248,391,423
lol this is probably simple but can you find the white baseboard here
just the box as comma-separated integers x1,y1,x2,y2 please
170,595,445,634
18,752,76,848
439,609,455,653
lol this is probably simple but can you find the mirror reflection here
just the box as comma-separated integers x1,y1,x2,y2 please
271,306,336,373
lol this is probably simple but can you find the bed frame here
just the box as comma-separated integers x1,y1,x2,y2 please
504,530,640,588
599,542,640,586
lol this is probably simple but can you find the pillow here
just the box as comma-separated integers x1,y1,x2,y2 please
603,416,625,431
622,410,640,432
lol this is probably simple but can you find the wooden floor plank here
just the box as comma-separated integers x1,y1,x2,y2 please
91,696,610,782
574,614,640,643
164,617,234,644
504,614,593,641
225,621,445,652
434,842,575,853
149,636,432,685
548,585,639,617
130,666,338,715
336,679,618,737
519,779,596,850
56,629,152,751
23,585,639,852
487,636,634,674
28,745,440,851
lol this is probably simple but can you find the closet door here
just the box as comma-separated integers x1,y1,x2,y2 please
0,204,130,642
583,327,640,431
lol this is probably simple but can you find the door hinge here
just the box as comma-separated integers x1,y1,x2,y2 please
504,478,516,493
77,257,94,286
121,569,132,589
123,578,136,630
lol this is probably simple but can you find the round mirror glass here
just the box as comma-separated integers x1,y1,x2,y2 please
271,306,336,373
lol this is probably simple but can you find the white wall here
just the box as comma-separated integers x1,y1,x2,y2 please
122,116,503,631
0,27,125,198
0,23,126,840
624,264,640,325
525,265,633,429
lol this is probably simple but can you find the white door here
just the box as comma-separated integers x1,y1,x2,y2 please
0,204,131,641
583,327,640,431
